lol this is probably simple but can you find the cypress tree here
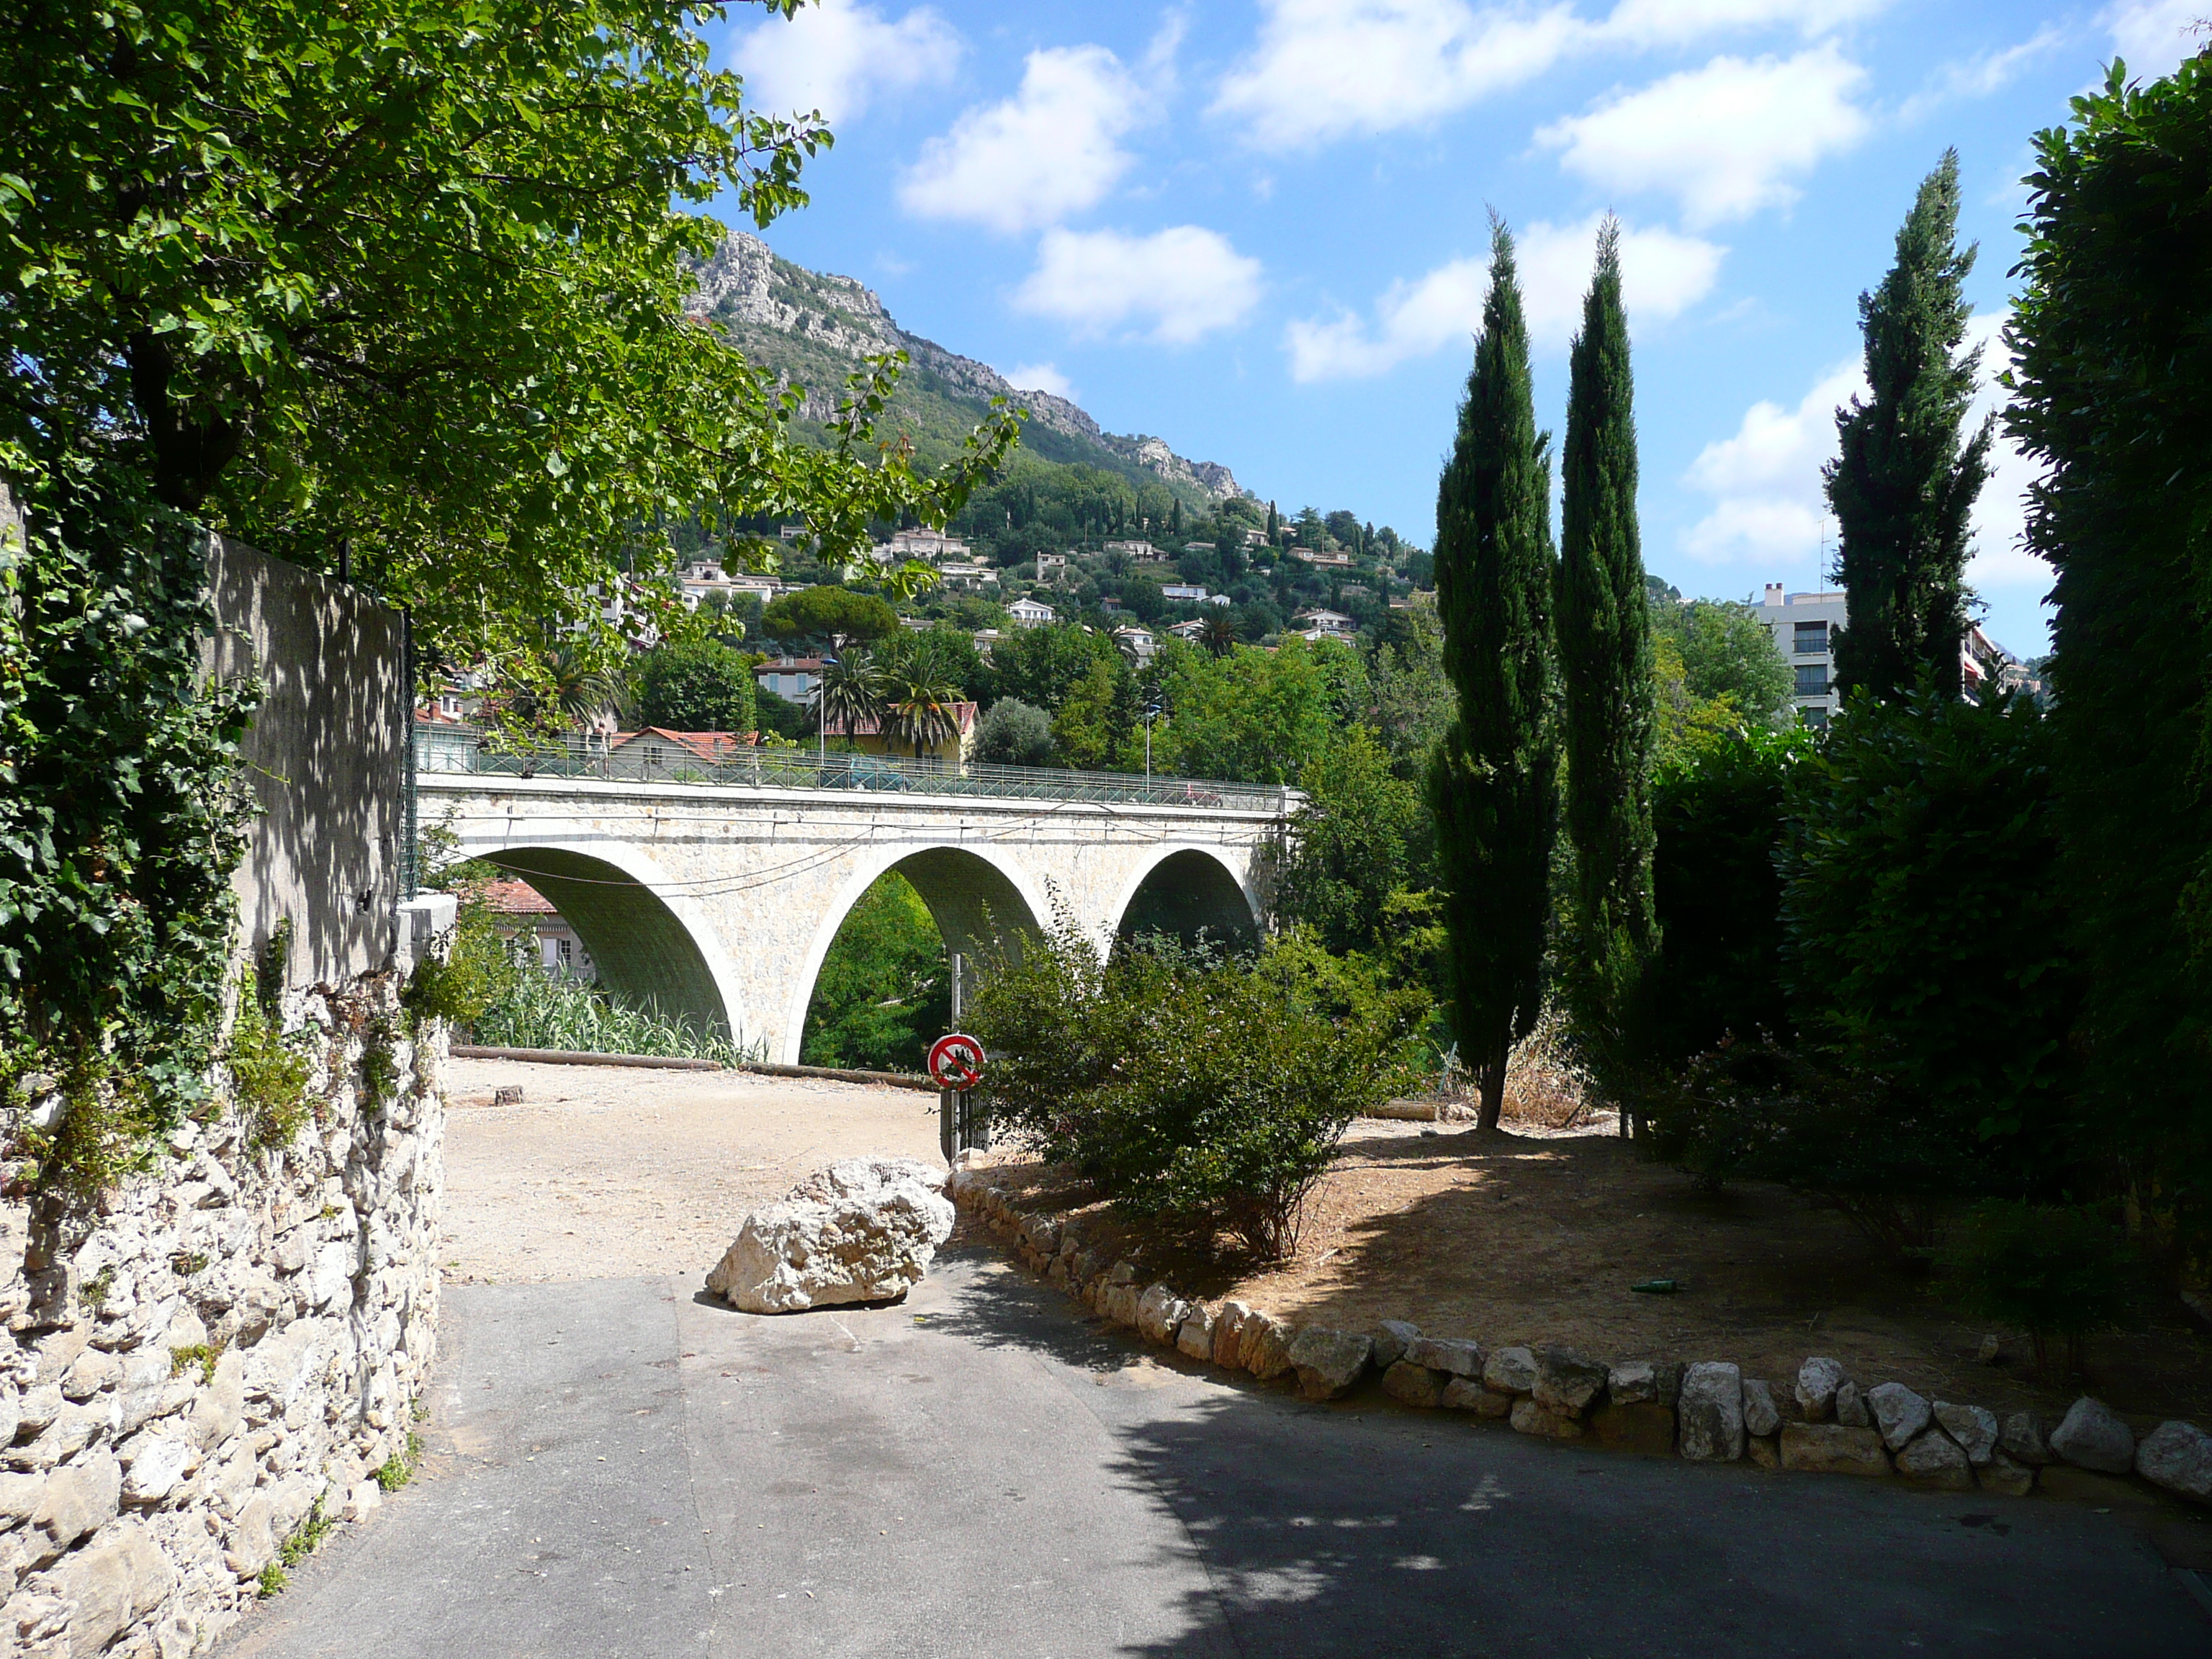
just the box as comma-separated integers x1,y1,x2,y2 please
1825,149,1994,701
1556,217,1658,1087
1429,217,1558,1131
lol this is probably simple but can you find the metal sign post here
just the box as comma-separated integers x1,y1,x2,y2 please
931,955,989,1160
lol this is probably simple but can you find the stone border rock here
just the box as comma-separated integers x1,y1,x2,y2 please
949,1168,2211,1511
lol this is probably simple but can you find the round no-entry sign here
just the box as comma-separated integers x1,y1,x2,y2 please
927,1033,986,1090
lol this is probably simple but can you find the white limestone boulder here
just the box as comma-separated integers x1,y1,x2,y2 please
706,1158,954,1314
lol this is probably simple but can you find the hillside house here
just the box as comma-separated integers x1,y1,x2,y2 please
1008,597,1056,626
1293,607,1357,637
822,701,979,765
1112,625,1157,664
753,655,823,703
482,876,597,981
878,527,971,562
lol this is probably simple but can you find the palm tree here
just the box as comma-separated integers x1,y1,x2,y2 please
812,649,885,761
1200,612,1238,658
507,644,622,737
881,660,963,762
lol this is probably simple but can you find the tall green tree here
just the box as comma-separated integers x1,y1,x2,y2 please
1825,150,1994,701
1427,219,1558,1131
2010,53,2212,1234
638,639,756,733
1,0,1016,686
1555,217,1657,1075
1276,727,1429,958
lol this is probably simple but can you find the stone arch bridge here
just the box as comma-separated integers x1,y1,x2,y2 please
418,747,1294,1065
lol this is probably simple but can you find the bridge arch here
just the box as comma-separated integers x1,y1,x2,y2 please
781,843,1050,1066
1111,845,1262,954
478,842,749,1048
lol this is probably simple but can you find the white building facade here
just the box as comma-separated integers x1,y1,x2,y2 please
1752,584,1847,729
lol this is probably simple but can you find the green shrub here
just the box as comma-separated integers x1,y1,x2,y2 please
230,968,313,1151
359,1018,401,1114
1,472,261,1205
1780,690,2082,1177
1938,1200,2134,1379
972,697,1054,767
1640,1035,1972,1255
971,922,1425,1260
1639,722,1812,1074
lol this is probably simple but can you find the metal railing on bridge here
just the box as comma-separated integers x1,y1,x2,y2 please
413,726,1292,814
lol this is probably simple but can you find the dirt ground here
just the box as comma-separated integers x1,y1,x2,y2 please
438,1057,940,1285
976,1118,2212,1429
436,1058,2210,1426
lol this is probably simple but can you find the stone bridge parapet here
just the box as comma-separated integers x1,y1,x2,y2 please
419,772,1292,1064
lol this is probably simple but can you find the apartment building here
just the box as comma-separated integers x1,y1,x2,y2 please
1752,584,1847,729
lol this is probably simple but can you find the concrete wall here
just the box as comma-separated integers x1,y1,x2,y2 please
204,541,407,989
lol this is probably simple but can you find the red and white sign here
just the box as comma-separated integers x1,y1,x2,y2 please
927,1033,986,1091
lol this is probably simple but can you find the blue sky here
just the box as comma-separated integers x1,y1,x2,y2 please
714,0,2207,657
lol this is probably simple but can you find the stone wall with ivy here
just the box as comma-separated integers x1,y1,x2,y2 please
0,931,449,1658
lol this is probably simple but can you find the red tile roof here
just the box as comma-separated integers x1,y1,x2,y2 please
480,877,557,917
605,727,761,761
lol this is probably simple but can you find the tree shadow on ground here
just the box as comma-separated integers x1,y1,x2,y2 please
1082,1371,2206,1659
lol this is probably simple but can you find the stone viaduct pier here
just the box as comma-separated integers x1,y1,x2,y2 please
416,739,1295,1064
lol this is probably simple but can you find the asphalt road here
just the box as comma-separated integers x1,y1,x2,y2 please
220,1250,2210,1659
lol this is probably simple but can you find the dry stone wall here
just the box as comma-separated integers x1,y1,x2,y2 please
0,966,446,1658
950,1168,2212,1514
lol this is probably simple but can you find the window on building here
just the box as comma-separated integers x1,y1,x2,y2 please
557,938,572,966
1803,706,1831,732
1793,621,1828,655
1794,665,1830,696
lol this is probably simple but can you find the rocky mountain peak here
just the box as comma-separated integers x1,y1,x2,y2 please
686,230,1246,505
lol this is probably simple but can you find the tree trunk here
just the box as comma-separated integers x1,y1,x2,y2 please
1476,1046,1508,1133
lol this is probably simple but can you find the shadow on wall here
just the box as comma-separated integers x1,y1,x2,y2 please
486,846,737,1041
1118,849,1258,953
886,846,1043,970
204,539,405,987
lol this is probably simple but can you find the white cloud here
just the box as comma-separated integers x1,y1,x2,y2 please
2105,0,2211,78
1002,361,1077,400
1210,0,1889,153
1284,215,1724,382
1683,314,2045,586
1537,46,1872,227
1518,216,1727,345
1683,358,1861,564
1604,0,1889,40
730,0,961,125
1213,0,1587,153
1899,26,2068,122
897,46,1145,235
1015,227,1264,346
